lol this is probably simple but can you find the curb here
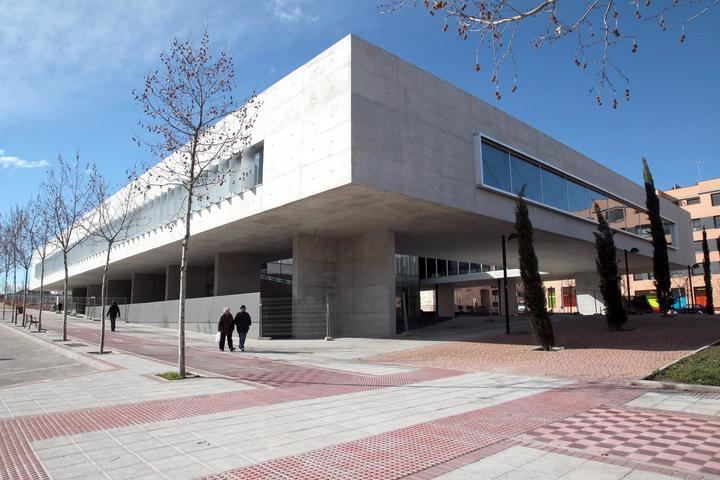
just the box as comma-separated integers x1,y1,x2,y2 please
0,323,115,372
632,338,720,393
630,379,720,394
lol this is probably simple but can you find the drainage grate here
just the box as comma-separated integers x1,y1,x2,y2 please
64,343,87,347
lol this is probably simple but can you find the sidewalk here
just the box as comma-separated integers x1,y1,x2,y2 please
0,312,719,479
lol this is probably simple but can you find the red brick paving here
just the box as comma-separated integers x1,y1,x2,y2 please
200,384,643,480
368,314,720,381
0,364,457,480
522,405,720,476
5,314,720,479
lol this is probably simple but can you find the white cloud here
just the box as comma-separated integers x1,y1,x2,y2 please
272,0,320,24
0,1,256,120
0,149,48,169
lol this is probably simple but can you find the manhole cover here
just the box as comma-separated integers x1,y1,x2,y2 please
64,343,87,347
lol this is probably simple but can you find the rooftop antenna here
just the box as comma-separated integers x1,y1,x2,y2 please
695,158,705,182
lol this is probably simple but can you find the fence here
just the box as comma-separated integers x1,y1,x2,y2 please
260,295,346,339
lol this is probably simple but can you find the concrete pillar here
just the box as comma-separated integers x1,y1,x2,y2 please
187,266,214,299
575,272,605,315
293,230,396,338
436,284,455,318
131,273,166,304
107,280,131,303
497,280,519,316
86,284,102,299
213,253,261,296
165,265,180,300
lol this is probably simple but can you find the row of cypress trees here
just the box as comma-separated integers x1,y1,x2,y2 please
515,158,710,349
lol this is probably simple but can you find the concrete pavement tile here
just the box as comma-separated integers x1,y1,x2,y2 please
461,460,515,478
519,453,586,477
94,453,143,470
135,446,182,461
623,470,683,479
40,452,89,470
35,444,82,459
45,461,103,480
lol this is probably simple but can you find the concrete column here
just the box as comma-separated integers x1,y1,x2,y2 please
131,273,166,304
293,230,396,338
499,279,519,315
575,272,605,315
213,253,261,296
165,265,180,300
436,284,455,318
86,284,102,299
107,280,131,303
187,266,214,299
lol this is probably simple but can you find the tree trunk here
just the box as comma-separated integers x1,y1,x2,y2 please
63,253,69,341
38,258,45,332
2,268,7,320
11,254,17,325
22,271,28,327
100,246,111,354
178,197,192,379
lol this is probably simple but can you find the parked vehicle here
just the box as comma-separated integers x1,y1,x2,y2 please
676,304,705,314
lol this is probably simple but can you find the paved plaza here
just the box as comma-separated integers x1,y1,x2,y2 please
1,312,720,479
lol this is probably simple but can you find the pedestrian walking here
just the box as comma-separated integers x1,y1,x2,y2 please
233,305,252,352
217,307,235,351
106,301,121,332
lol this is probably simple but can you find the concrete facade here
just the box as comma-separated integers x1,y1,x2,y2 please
30,35,694,337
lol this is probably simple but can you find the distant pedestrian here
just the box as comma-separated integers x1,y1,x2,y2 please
233,305,252,352
106,301,121,332
217,307,235,351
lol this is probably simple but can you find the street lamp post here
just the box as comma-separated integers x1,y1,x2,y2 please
688,263,699,306
501,233,518,335
624,247,640,306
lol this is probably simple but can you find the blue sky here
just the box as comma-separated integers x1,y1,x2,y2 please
1,0,718,215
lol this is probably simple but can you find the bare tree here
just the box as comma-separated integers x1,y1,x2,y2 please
27,196,52,332
16,205,37,327
86,166,144,353
44,153,96,341
7,206,24,325
0,217,10,320
134,31,259,377
383,0,718,106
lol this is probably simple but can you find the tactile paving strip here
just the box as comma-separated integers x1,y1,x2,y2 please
200,384,642,480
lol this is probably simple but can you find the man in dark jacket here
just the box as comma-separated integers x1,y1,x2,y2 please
233,305,252,352
106,301,121,332
217,307,235,351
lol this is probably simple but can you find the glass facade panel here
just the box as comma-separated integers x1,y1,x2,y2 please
471,263,482,274
478,139,676,246
590,190,609,221
541,168,567,210
511,155,541,201
712,193,720,206
459,262,469,275
636,211,652,238
567,181,590,218
437,259,447,277
481,143,510,191
448,261,458,276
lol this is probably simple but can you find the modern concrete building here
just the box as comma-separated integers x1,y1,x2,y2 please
30,35,693,337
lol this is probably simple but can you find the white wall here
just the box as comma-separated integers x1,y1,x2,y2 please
87,292,261,338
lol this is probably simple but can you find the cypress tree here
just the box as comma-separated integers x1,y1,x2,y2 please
702,228,714,314
642,158,672,313
515,189,555,350
594,204,628,330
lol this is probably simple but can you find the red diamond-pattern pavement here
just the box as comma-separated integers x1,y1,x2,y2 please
199,384,643,480
522,405,720,476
